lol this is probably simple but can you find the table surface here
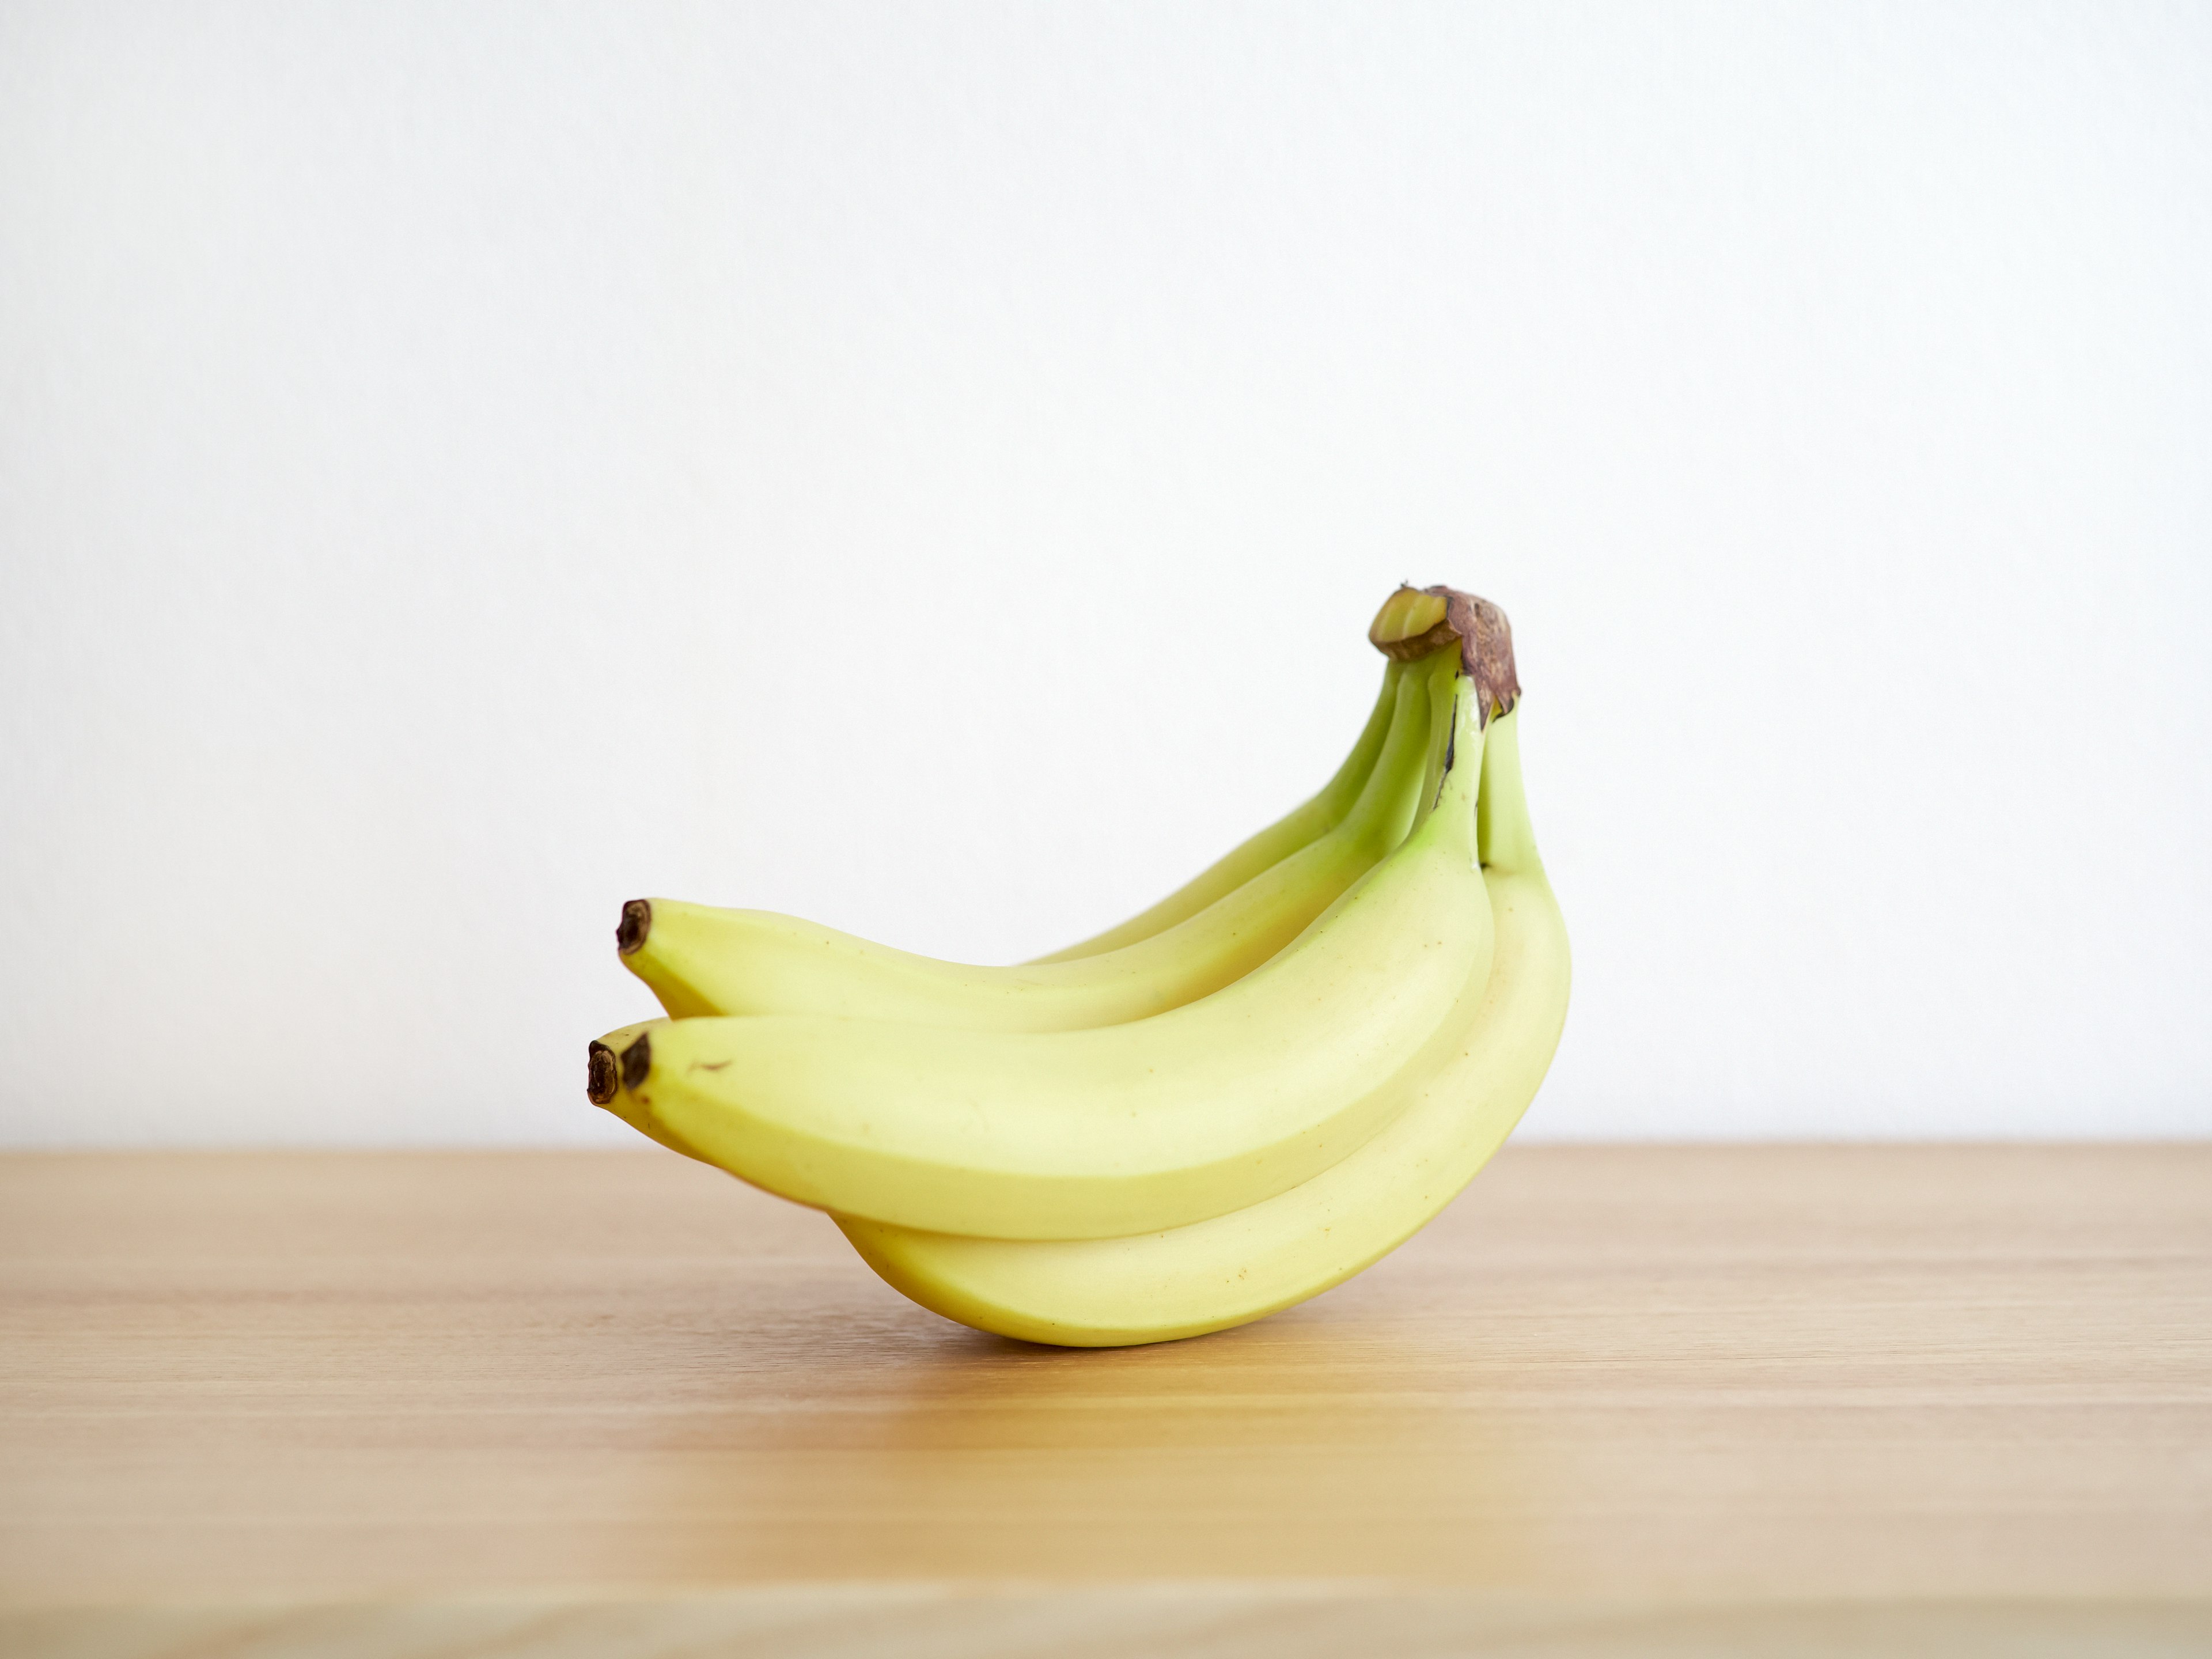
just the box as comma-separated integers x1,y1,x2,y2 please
3,1145,2208,1656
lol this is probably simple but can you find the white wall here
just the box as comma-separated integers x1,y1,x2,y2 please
2,2,2207,1146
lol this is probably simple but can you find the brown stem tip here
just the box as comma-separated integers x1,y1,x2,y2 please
616,899,652,956
586,1041,619,1105
1368,584,1521,725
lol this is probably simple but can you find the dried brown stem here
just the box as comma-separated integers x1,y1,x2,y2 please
1368,584,1521,725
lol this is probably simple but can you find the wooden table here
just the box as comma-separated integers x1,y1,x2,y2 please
2,1145,2206,1656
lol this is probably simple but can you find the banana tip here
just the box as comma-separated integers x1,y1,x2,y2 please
587,1033,653,1104
616,899,651,956
586,1041,619,1105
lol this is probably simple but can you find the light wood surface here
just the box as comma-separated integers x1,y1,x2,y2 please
2,1145,2207,1656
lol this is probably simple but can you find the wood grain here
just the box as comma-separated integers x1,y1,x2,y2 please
1,1145,2206,1655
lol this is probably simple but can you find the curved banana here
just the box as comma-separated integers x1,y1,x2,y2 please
835,706,1568,1346
616,655,1442,1030
1028,661,1403,963
588,667,1495,1241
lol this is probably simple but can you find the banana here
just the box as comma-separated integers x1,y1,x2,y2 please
616,655,1441,1031
588,664,1496,1241
1028,661,1403,963
835,704,1569,1346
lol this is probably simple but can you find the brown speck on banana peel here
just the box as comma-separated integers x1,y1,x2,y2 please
620,1032,652,1092
1367,585,1521,726
586,1041,619,1105
616,899,652,956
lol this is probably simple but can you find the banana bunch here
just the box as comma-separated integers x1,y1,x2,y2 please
587,585,1569,1347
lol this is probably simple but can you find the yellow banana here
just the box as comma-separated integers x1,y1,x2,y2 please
588,666,1495,1240
616,655,1442,1030
836,705,1568,1346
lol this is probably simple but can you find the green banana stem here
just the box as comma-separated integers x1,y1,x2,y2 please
1378,646,1474,847
1425,671,1486,859
1327,660,1433,855
1029,659,1404,963
1475,707,1539,876
1415,650,1461,825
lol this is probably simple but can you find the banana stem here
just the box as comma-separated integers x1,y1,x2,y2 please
1415,650,1459,819
1315,659,1407,820
1425,675,1486,858
1475,708,1540,874
1332,662,1431,843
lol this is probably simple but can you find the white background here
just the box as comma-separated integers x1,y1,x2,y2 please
2,3,2207,1146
